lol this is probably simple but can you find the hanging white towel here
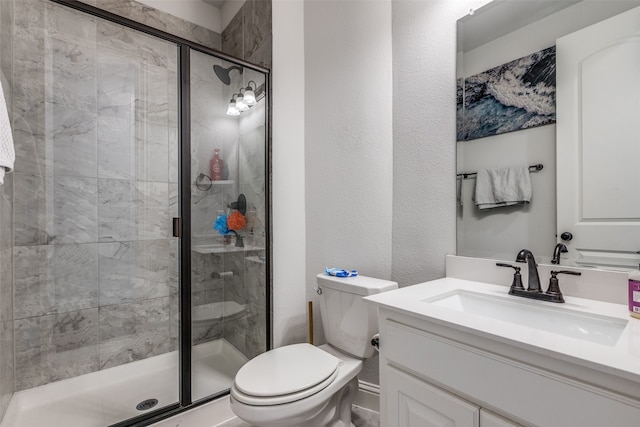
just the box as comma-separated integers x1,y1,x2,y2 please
475,167,532,210
0,79,14,185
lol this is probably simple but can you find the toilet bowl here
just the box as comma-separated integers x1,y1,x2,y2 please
230,273,397,427
231,343,361,427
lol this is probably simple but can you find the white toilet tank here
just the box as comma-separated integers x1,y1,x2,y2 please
316,273,397,359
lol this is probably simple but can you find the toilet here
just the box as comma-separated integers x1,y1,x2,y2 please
230,273,397,427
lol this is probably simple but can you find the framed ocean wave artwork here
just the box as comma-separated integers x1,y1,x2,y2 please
459,45,556,141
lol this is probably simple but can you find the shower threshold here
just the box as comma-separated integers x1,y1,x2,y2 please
1,339,247,427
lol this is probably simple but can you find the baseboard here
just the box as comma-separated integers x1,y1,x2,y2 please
354,380,380,412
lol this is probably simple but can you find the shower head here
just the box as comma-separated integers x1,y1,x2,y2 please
213,64,243,85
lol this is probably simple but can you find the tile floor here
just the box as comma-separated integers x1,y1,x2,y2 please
218,405,380,427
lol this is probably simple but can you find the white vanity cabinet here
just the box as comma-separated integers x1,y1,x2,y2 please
386,361,523,427
480,410,521,427
373,297,640,427
383,342,522,427
386,365,480,426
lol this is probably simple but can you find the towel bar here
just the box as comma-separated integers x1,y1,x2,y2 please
457,163,543,180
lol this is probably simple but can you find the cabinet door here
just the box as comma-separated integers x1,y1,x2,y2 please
480,409,522,427
385,366,479,427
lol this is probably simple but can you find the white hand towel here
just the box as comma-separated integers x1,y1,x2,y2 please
475,167,532,210
0,79,14,185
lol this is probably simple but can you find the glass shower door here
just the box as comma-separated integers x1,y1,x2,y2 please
91,22,181,424
7,1,269,426
10,1,180,424
189,50,268,401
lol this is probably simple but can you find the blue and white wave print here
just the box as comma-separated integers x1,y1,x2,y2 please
460,45,556,141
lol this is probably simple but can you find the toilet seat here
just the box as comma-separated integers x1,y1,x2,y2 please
232,369,339,406
232,343,340,406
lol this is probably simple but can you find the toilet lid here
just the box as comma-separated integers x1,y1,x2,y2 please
234,343,340,398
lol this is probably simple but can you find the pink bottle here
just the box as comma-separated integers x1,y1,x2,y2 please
210,149,224,181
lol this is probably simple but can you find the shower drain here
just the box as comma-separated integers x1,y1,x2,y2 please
136,398,159,411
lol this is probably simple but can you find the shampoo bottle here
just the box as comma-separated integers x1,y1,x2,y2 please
629,262,640,319
210,149,224,181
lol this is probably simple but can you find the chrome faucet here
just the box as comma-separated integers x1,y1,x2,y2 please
515,249,541,292
551,243,568,264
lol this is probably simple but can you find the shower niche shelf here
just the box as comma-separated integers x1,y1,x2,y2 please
194,172,234,190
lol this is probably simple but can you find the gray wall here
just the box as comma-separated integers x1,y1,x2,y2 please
0,0,270,402
9,0,184,390
94,0,272,362
81,0,222,49
219,0,271,360
0,1,271,422
0,0,258,399
188,47,268,360
0,0,14,419
222,0,272,69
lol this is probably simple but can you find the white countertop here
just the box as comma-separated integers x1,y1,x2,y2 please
365,277,640,384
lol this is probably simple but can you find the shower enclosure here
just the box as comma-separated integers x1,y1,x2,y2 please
0,0,270,426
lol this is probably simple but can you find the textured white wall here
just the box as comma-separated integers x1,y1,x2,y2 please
271,0,307,347
304,0,393,342
391,0,487,287
304,0,393,384
271,0,487,383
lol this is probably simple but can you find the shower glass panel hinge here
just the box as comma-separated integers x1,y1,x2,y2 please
172,217,182,238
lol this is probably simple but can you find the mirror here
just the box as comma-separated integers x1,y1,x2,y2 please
456,0,640,268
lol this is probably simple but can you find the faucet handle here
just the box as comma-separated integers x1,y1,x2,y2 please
496,262,520,271
552,270,582,277
546,270,582,302
496,263,525,292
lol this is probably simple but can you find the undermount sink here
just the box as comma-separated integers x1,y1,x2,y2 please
424,290,628,346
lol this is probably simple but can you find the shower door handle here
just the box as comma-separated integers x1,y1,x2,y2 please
173,217,182,238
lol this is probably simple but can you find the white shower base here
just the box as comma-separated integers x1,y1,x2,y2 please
1,339,247,427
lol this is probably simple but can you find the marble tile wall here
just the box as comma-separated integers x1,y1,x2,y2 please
0,201,13,418
242,256,267,360
14,308,99,390
231,97,267,360
87,0,221,49
190,252,224,345
5,0,270,400
10,0,183,391
188,45,268,360
219,0,271,360
238,100,267,251
0,0,14,420
222,252,246,354
216,249,267,360
221,0,272,69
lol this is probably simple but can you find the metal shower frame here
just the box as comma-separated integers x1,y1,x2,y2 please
45,1,272,426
